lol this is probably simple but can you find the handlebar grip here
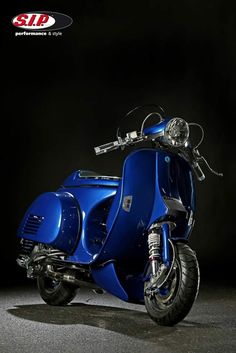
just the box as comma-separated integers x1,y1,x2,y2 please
94,141,119,155
192,162,205,181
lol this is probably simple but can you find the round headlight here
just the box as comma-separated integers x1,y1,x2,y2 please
164,118,189,147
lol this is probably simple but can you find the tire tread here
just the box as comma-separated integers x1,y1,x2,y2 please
145,242,200,326
37,276,77,306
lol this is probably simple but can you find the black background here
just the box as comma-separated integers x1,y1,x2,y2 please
1,0,235,286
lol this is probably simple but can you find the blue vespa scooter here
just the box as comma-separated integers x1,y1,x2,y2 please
17,106,223,326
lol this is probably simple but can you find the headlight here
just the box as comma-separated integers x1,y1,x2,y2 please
163,118,189,147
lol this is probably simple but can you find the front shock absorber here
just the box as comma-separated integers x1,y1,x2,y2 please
148,227,161,276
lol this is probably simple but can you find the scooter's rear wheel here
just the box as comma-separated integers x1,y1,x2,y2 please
37,275,77,306
144,242,200,326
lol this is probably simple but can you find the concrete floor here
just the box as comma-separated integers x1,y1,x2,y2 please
0,281,235,353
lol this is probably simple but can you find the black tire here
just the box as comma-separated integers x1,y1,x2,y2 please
144,242,200,326
37,275,77,306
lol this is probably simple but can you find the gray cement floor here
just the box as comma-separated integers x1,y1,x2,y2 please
0,281,235,353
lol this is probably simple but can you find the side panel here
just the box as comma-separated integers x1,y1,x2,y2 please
17,192,80,254
62,186,117,264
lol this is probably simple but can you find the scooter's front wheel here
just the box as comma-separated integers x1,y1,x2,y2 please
144,242,200,326
37,275,77,306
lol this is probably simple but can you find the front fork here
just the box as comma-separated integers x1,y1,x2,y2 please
146,222,175,291
148,222,171,270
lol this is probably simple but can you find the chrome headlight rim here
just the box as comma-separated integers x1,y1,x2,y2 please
163,118,189,147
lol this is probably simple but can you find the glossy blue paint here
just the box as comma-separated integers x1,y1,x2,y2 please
143,117,171,137
59,185,117,264
17,192,80,254
96,149,165,265
91,262,128,301
106,185,122,232
17,133,197,303
120,272,145,303
162,223,170,266
157,151,196,240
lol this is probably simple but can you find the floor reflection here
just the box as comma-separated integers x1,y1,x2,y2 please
8,302,175,340
7,302,216,341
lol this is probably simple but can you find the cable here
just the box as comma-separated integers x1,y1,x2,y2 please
124,104,164,118
200,156,223,177
116,104,165,138
140,112,163,136
188,122,204,149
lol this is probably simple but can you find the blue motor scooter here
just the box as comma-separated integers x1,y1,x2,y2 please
17,107,222,326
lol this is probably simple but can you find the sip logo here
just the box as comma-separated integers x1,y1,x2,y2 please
12,11,73,31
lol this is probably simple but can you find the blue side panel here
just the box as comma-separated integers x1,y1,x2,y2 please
106,184,122,233
17,192,80,254
61,186,118,264
91,262,128,301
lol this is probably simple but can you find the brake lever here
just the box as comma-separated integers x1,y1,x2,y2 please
193,149,223,178
198,155,223,177
94,131,144,155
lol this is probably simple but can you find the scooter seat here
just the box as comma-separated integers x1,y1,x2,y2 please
78,170,120,180
62,170,120,188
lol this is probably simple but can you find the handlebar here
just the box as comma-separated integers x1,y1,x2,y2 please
94,125,223,182
94,131,143,155
94,140,120,155
192,161,205,181
186,147,223,181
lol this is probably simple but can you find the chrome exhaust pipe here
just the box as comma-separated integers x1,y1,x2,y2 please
46,265,105,293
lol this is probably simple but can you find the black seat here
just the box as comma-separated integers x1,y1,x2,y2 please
78,170,120,180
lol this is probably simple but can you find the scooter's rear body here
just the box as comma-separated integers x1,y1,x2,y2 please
17,173,119,257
